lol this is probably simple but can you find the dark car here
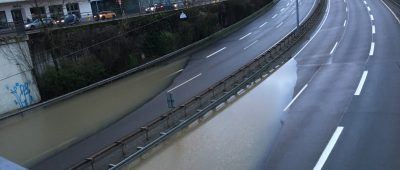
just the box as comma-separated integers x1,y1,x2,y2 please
145,3,165,13
56,14,80,25
154,3,165,12
172,3,179,10
145,5,156,13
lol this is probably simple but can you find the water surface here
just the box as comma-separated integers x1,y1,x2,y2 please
0,58,187,166
126,59,298,170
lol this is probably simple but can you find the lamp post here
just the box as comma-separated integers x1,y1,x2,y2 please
116,0,123,15
138,0,142,13
296,0,300,30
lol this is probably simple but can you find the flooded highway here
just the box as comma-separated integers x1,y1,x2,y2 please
0,58,187,166
124,59,299,170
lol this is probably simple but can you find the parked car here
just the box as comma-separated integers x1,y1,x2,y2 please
154,3,165,12
145,3,165,13
94,11,117,21
173,3,179,10
145,5,156,13
24,18,54,30
56,14,80,25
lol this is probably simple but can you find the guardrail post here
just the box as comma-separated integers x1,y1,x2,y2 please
285,38,290,48
254,57,261,68
225,75,234,91
141,127,149,141
282,39,286,48
266,51,271,63
115,141,126,156
210,87,215,99
222,80,227,93
290,33,295,44
162,114,170,128
278,43,282,52
85,158,95,170
180,105,186,118
271,46,275,55
196,96,202,107
275,46,280,56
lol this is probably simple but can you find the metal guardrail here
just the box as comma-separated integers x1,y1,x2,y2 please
69,0,326,169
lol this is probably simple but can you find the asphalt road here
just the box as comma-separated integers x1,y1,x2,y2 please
32,0,318,169
264,0,400,169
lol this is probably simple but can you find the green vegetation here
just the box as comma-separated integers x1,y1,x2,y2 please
31,0,273,100
37,58,106,98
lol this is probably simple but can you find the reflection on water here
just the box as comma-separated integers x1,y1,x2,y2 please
0,58,187,166
126,59,298,170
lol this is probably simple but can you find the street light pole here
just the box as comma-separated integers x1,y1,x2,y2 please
138,0,142,13
296,0,300,29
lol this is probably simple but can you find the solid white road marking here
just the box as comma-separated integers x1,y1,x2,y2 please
168,73,202,93
283,84,308,111
370,14,374,21
343,20,347,27
354,71,368,96
259,22,268,28
330,42,338,55
369,42,375,56
272,14,278,18
276,22,283,28
239,32,252,40
372,25,376,34
206,47,226,58
380,0,400,24
313,126,344,170
244,40,259,50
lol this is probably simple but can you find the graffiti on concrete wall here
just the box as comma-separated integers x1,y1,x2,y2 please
6,81,34,108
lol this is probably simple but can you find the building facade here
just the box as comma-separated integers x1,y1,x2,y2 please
0,0,93,27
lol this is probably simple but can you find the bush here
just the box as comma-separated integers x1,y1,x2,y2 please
38,59,106,99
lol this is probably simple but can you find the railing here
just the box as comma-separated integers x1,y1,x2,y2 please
69,0,327,169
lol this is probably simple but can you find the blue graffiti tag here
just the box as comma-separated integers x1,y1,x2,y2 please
6,81,34,108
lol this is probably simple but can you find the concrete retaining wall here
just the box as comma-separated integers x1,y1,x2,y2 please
0,37,41,115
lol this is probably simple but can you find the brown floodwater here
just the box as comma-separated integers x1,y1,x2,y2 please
125,59,298,170
0,58,187,166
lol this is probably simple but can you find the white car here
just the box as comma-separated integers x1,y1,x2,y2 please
24,18,54,30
